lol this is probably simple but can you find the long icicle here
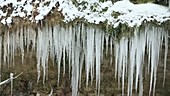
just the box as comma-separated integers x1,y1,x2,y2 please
95,29,104,95
163,31,168,87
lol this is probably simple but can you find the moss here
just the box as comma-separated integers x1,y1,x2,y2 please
111,11,121,19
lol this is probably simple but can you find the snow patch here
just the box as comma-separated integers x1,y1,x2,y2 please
0,0,169,27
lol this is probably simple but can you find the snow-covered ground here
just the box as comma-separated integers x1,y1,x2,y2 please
0,0,170,27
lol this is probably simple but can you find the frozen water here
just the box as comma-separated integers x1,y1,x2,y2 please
85,27,95,86
114,24,168,96
0,23,169,96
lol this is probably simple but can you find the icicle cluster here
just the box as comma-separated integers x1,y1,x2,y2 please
0,23,105,96
114,25,168,96
0,23,168,96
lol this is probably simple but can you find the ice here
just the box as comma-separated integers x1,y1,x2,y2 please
3,30,9,66
0,22,169,96
62,29,66,76
134,28,146,91
19,27,24,64
85,27,95,86
114,41,119,78
169,0,170,9
71,46,81,96
68,25,73,79
105,34,109,56
36,28,42,83
41,28,49,83
116,37,128,94
114,24,168,96
10,33,15,66
109,36,113,65
163,31,168,86
95,29,104,95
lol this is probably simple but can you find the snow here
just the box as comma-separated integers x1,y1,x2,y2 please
0,0,169,27
1,18,6,25
6,17,12,24
58,0,170,27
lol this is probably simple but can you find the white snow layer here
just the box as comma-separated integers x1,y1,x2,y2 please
0,0,170,27
0,23,168,96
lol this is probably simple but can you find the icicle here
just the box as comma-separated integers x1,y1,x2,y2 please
19,27,24,64
109,37,113,65
79,23,86,88
71,25,76,87
41,27,49,84
71,45,81,96
7,31,10,66
85,27,95,86
3,30,8,65
61,25,70,77
163,31,168,86
139,63,143,96
95,29,104,95
114,42,119,79
114,36,128,93
115,37,128,94
12,33,15,66
53,25,62,84
169,0,170,9
36,28,42,83
105,34,109,56
134,28,146,92
101,30,105,62
122,37,128,95
68,25,73,79
148,27,162,96
127,35,136,96
26,27,30,52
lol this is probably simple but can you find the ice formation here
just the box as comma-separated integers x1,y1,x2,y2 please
114,25,168,96
0,22,168,96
